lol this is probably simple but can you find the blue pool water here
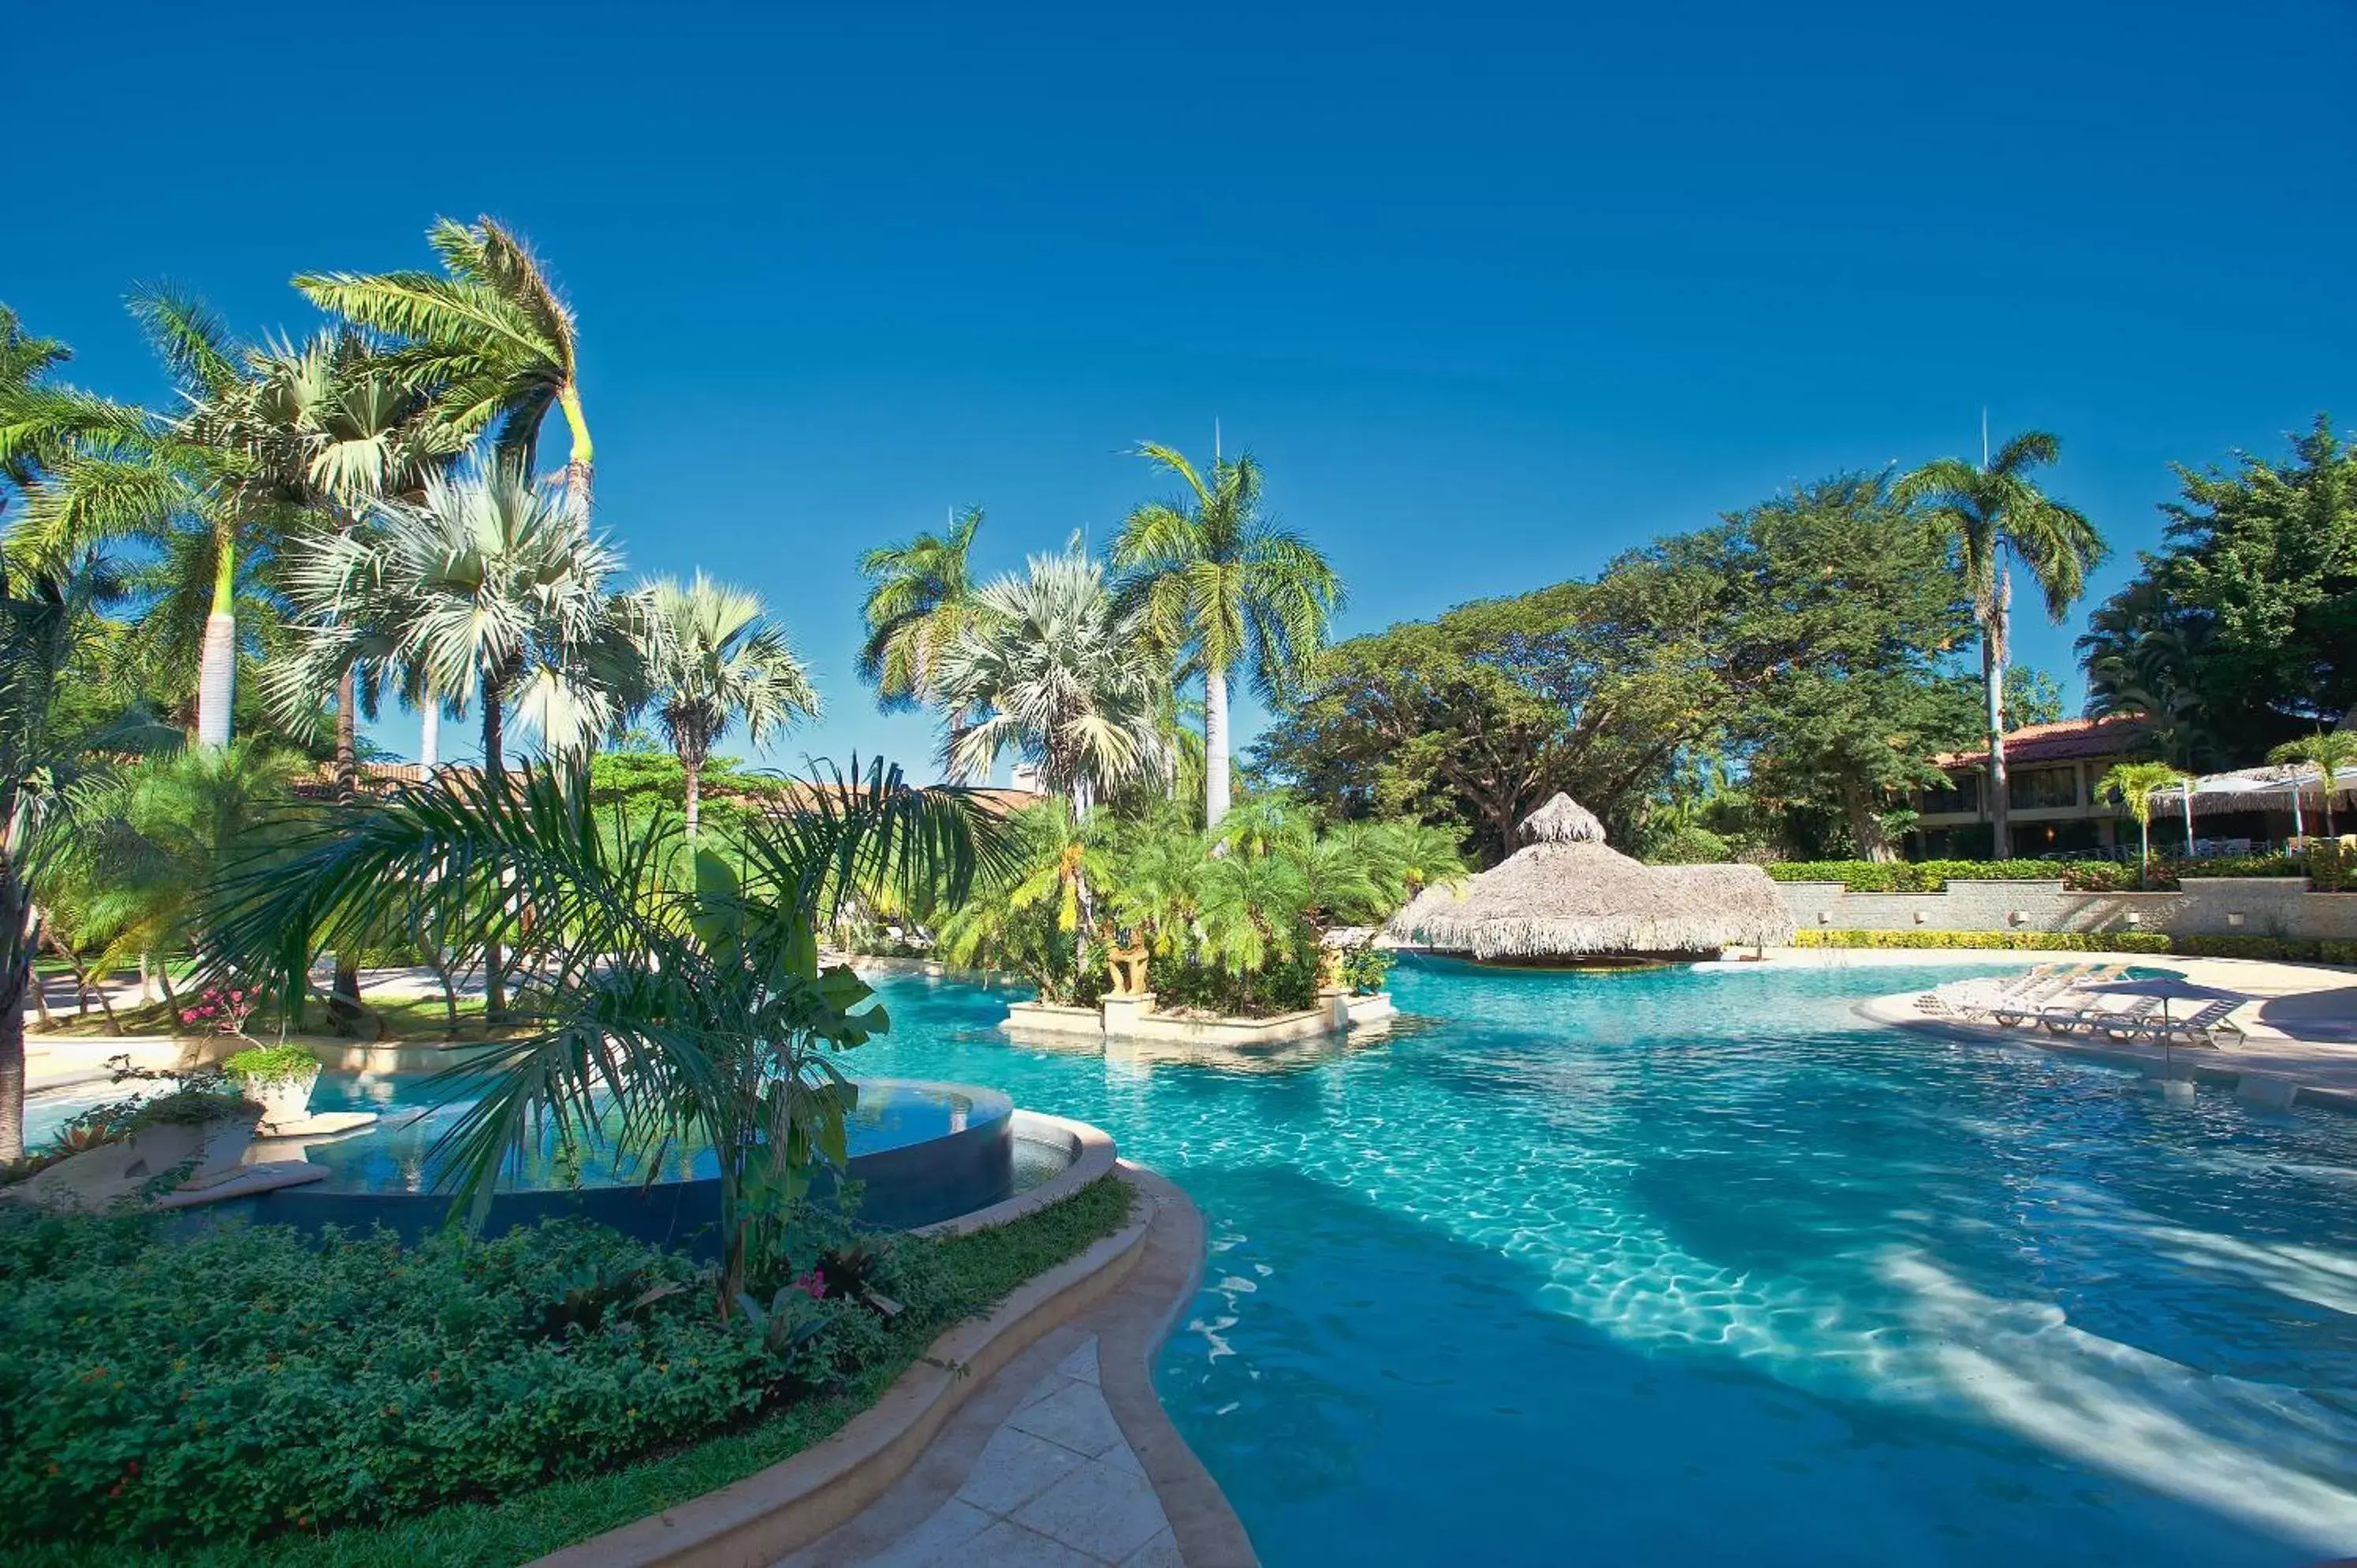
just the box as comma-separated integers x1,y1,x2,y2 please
836,959,2357,1568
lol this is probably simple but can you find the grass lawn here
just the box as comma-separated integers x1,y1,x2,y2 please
32,993,529,1046
15,1176,1135,1568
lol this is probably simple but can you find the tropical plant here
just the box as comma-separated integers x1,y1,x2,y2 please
1112,444,1342,826
639,573,817,835
2267,730,2357,839
936,798,1114,1002
2094,760,2188,887
1898,430,2106,858
932,549,1169,804
857,505,985,711
0,304,71,523
202,758,1004,1313
296,217,594,509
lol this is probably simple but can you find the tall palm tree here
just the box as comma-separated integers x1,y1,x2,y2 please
857,505,985,710
277,462,648,1015
2095,760,2188,888
0,304,72,523
639,573,819,834
296,217,593,509
932,549,1167,805
2268,731,2357,840
1112,443,1342,826
1899,430,2104,858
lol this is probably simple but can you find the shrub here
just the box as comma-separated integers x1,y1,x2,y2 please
1643,825,1730,866
1336,944,1395,994
0,1209,937,1552
219,1044,320,1086
1791,929,2174,953
1765,859,2078,891
1152,944,1321,1016
2168,935,2357,964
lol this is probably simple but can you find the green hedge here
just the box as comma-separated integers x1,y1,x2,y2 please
1768,854,2339,893
1791,929,2357,964
0,1179,1134,1559
1792,929,2173,953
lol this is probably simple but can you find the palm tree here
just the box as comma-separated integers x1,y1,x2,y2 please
2095,760,2188,888
201,758,1005,1314
1899,430,2105,858
639,573,819,835
296,217,593,509
932,549,1169,805
2268,731,2357,840
857,505,985,710
0,304,72,522
1113,443,1342,827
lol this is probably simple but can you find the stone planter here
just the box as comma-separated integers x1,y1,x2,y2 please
125,1113,259,1191
241,1067,321,1132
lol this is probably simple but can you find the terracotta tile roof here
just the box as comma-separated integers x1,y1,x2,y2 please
1932,715,2152,769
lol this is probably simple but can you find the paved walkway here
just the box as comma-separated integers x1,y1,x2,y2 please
788,1337,1180,1567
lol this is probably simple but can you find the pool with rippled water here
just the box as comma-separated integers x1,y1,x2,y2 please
840,957,2357,1567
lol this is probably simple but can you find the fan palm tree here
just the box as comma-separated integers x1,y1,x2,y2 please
932,549,1168,805
2268,731,2357,840
639,573,819,835
1112,443,1342,827
2095,760,2188,888
1899,430,2105,858
200,758,1006,1314
296,217,593,509
857,505,985,711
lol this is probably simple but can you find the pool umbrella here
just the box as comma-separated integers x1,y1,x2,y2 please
2075,975,2249,1063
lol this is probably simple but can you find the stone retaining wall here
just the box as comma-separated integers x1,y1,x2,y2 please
1778,876,2357,940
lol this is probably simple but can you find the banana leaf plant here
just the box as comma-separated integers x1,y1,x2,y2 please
201,757,1009,1317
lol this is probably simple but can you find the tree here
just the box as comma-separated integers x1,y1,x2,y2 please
0,554,121,1160
2081,417,2357,763
932,549,1169,805
857,506,984,711
2267,731,2357,840
639,574,817,836
202,759,1003,1316
2096,760,2188,887
297,217,593,510
0,304,71,523
1112,444,1342,827
1899,430,2105,858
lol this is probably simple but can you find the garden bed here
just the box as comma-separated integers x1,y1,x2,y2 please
1793,929,2357,963
0,1178,1134,1567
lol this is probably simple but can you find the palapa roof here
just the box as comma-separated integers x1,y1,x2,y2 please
1383,793,1792,959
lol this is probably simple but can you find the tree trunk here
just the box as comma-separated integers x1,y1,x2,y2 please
682,738,705,838
0,985,22,1162
1204,664,1232,828
196,533,237,749
1842,780,1897,862
1983,569,2012,862
420,698,439,770
558,383,595,520
2139,817,2152,888
482,687,507,1019
329,669,365,1032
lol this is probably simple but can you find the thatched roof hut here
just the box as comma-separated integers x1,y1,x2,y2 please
1384,793,1792,961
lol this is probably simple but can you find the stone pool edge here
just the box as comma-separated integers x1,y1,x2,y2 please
531,1132,1253,1567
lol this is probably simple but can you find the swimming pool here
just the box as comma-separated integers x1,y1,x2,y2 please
840,957,2357,1567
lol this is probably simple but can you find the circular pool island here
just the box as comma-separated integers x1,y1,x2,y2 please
200,1077,1016,1251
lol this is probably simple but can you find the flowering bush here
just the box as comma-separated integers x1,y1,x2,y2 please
177,984,257,1037
220,1043,321,1087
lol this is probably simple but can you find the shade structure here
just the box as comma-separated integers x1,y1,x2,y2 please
1384,793,1793,961
2076,977,2248,1004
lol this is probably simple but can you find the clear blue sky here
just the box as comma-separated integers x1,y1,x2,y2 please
11,1,2353,776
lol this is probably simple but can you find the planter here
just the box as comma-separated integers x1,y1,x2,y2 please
243,1067,321,1132
125,1113,258,1191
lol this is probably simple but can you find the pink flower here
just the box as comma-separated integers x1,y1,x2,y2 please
793,1268,826,1301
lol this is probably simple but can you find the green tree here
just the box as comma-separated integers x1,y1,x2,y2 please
2096,760,2188,886
1112,444,1342,827
1899,430,2106,858
857,506,985,711
297,217,594,510
933,549,1168,804
2267,730,2357,840
203,759,1002,1314
0,304,71,523
639,574,817,836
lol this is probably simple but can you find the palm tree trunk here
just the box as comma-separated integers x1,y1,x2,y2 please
1205,662,1232,827
196,531,237,750
558,383,594,520
330,669,363,1031
684,754,702,837
482,685,507,1019
419,698,439,770
0,988,22,1162
2139,814,2151,888
1983,572,2012,861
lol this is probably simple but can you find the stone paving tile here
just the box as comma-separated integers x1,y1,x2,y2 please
1054,1339,1101,1385
954,1425,1088,1515
1012,1462,1171,1563
1119,1529,1185,1568
958,1520,1107,1567
1098,1439,1145,1479
1007,1378,1128,1458
1017,1367,1073,1411
863,1498,993,1568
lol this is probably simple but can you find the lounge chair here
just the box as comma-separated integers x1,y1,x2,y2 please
2103,999,2247,1049
2037,994,2159,1036
1988,965,2123,1026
